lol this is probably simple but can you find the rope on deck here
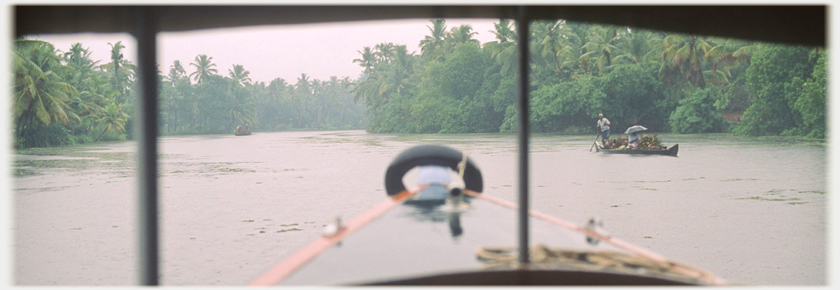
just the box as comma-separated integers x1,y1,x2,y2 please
476,244,718,284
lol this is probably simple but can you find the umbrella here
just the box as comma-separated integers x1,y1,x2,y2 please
625,125,648,134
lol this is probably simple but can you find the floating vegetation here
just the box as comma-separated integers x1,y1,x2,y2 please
721,178,758,182
799,190,826,194
217,167,255,173
737,196,805,204
242,219,255,222
281,223,298,227
361,139,383,147
38,186,71,192
14,148,137,180
644,236,652,239
13,168,37,177
278,228,303,233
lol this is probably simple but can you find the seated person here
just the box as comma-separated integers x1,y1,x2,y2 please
628,132,640,149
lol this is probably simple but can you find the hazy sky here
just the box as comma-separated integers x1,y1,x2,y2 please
28,18,500,84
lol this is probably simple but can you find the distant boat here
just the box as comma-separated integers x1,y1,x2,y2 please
595,141,678,157
234,127,252,136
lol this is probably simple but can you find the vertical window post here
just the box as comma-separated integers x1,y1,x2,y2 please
133,6,160,286
516,6,530,267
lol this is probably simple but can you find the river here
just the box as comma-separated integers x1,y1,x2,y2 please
11,130,827,285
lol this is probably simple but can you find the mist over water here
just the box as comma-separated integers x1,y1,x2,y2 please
12,130,826,285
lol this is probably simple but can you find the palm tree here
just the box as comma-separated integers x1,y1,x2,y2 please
349,72,381,105
489,19,516,43
556,21,593,76
56,42,107,133
376,45,416,97
61,42,99,79
98,41,135,98
612,28,662,65
228,64,252,86
67,72,114,134
189,54,218,84
445,24,479,48
484,19,519,75
166,60,187,84
660,34,716,88
582,25,619,73
353,46,377,73
705,38,760,85
293,73,313,127
94,102,129,141
107,41,124,89
419,18,447,61
12,39,77,136
228,84,254,129
374,42,397,64
532,20,564,73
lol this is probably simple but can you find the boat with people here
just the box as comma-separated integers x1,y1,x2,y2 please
234,125,252,136
594,142,679,157
249,144,720,285
592,125,678,156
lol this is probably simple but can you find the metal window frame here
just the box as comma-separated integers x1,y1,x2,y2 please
11,5,826,285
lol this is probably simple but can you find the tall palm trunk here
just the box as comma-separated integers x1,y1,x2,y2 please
95,125,109,142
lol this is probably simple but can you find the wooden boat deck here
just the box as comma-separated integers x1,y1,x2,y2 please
262,188,718,285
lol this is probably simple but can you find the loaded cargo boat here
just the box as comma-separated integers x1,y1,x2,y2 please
594,141,679,157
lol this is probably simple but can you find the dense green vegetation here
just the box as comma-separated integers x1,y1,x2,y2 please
355,19,826,138
12,40,366,148
12,19,826,149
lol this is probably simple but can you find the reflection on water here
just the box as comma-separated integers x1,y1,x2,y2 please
12,130,827,285
401,185,472,239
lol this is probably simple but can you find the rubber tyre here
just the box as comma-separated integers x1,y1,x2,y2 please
384,144,483,196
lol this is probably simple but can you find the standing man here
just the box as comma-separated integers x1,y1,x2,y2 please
596,113,611,146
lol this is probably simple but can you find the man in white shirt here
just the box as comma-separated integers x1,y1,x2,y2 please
596,113,611,146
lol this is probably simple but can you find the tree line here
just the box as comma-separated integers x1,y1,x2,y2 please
353,19,826,138
12,19,826,149
12,39,366,148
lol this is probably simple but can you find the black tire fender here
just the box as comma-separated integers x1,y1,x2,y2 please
384,144,483,196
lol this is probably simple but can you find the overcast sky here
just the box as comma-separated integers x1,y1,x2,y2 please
27,18,500,84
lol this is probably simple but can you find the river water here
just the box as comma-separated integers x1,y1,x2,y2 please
11,130,827,285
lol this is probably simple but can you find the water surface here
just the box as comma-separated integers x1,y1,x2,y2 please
12,130,826,285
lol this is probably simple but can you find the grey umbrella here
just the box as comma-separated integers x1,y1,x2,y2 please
624,125,648,134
